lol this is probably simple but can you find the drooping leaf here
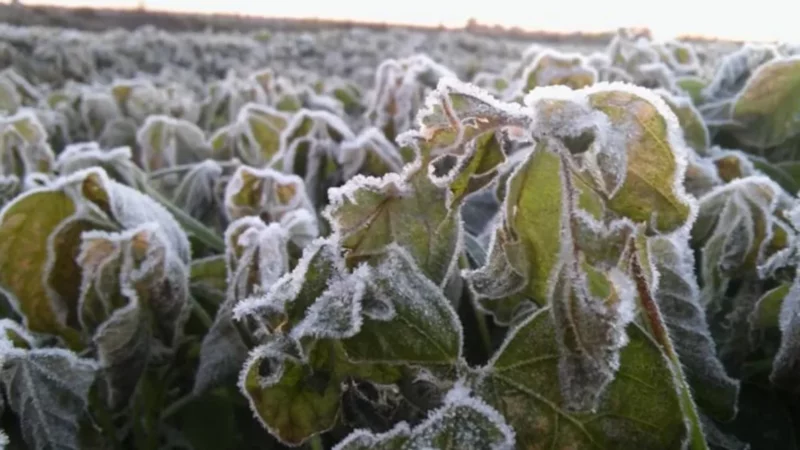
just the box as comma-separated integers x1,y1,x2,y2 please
650,234,740,421
77,223,190,408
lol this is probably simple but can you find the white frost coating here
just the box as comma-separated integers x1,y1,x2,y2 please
333,381,515,450
223,216,292,303
707,147,755,177
527,81,699,235
702,43,780,101
323,168,410,223
223,164,315,223
338,126,404,179
290,264,370,340
0,318,36,349
136,114,209,172
232,236,345,322
232,103,291,166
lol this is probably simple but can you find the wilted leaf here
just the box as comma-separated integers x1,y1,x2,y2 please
650,234,740,421
77,223,190,408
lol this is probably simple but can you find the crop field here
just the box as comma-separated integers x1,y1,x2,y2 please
0,10,799,450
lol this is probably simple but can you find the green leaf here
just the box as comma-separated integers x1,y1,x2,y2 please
750,283,790,330
0,347,98,450
475,307,690,449
136,115,210,173
239,336,340,447
333,383,515,450
584,87,695,233
676,76,709,105
729,57,800,149
341,245,463,366
0,188,84,345
190,255,227,295
325,167,461,286
223,165,314,224
522,50,597,90
658,90,710,156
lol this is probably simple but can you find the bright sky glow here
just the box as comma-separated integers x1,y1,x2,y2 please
11,0,800,44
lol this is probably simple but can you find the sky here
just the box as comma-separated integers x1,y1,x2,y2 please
12,0,800,44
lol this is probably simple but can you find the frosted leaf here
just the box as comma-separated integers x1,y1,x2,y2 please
211,103,290,167
549,259,636,412
334,382,515,450
233,237,346,332
708,147,757,183
655,41,702,76
224,217,291,303
338,127,404,179
194,216,292,394
462,226,533,326
692,176,793,303
291,264,369,341
0,109,55,178
238,338,341,446
341,244,463,366
518,49,597,91
78,89,121,140
365,54,457,140
136,115,210,173
170,159,226,228
702,43,779,102
525,82,697,234
223,165,315,225
656,89,710,156
325,166,461,287
770,270,800,389
0,76,20,115
98,169,192,264
0,319,35,349
77,222,190,408
275,109,355,204
474,307,690,448
0,347,98,450
55,142,143,189
0,69,40,113
110,79,170,124
414,76,530,158
726,56,800,149
649,233,740,420
0,166,190,347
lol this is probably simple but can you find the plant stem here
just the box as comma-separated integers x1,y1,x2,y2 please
631,248,710,450
191,296,214,329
